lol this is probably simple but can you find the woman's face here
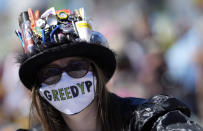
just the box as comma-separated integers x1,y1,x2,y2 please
38,57,97,115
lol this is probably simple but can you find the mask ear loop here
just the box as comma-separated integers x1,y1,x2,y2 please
90,62,97,95
93,72,97,94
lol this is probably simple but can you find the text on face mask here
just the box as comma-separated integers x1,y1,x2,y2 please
43,81,93,101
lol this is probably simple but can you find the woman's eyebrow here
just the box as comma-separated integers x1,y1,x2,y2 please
64,58,85,64
46,63,60,68
46,58,86,68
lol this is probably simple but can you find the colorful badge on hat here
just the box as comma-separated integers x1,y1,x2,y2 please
56,9,71,20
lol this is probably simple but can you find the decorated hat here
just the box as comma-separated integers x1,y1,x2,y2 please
16,7,116,90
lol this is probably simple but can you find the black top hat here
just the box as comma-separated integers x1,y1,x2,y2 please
16,7,116,90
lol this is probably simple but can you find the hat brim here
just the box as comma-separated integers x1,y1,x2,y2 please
19,41,116,89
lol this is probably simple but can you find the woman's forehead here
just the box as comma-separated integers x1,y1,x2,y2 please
49,57,84,66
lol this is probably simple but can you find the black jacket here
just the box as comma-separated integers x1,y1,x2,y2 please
17,94,203,131
110,94,203,131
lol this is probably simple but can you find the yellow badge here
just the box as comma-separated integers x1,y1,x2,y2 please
77,22,92,30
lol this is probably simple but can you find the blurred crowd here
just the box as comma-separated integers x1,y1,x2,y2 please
1,0,203,130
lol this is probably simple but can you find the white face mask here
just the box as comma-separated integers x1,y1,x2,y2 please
39,71,96,115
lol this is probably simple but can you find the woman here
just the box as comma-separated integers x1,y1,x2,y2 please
16,8,202,131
